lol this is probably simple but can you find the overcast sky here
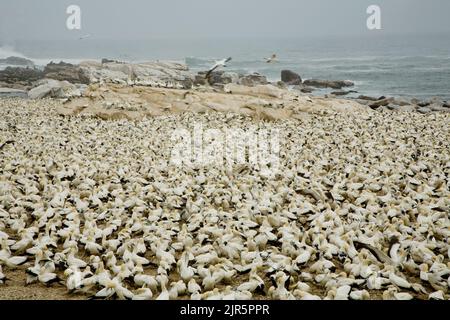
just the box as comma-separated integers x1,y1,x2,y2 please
1,0,450,41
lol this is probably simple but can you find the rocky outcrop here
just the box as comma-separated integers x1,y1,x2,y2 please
44,62,90,84
80,61,194,89
194,71,268,88
0,67,44,89
195,71,239,87
28,79,86,99
238,73,268,87
58,83,367,121
304,79,354,89
357,95,386,101
281,70,302,85
0,88,28,98
331,90,358,96
369,97,394,110
0,56,34,67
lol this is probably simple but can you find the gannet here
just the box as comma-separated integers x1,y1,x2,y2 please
79,34,91,40
265,54,277,63
205,57,232,80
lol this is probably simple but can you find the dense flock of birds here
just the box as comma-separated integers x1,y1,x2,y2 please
0,98,449,300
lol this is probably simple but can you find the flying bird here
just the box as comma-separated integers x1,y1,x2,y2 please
265,54,277,63
78,34,92,40
205,57,232,80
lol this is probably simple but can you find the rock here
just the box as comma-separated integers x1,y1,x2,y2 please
442,102,449,108
386,104,398,110
0,67,44,87
410,98,430,107
429,97,443,104
292,84,315,94
417,107,432,114
417,101,430,107
281,70,302,85
238,73,268,87
377,106,391,112
357,95,385,101
28,79,80,99
331,90,357,96
80,61,194,89
369,98,394,109
395,105,416,112
303,79,354,89
101,58,123,64
392,98,410,106
224,84,286,99
275,81,288,90
196,71,240,86
44,62,90,84
355,99,371,106
429,104,450,112
0,56,34,67
0,87,28,98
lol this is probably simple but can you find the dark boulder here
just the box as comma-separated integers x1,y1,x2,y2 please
0,67,44,88
44,61,90,84
303,79,354,89
281,70,302,85
331,90,358,96
358,95,385,101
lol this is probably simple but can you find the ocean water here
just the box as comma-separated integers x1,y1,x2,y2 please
1,34,450,100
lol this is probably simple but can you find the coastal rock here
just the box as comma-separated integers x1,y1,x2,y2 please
101,58,123,64
275,81,288,90
0,87,28,98
281,70,302,85
195,71,240,86
354,99,370,105
429,104,450,112
331,90,357,96
417,107,432,114
304,79,354,89
28,79,81,99
395,105,416,112
0,67,44,87
238,73,268,87
411,98,431,107
292,84,315,94
443,102,450,108
80,61,194,89
369,98,394,109
0,56,34,67
392,98,411,106
358,95,386,101
44,62,90,84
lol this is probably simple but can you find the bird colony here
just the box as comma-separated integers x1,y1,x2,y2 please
0,98,449,300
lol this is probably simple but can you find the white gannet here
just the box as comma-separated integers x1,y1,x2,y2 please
205,57,232,80
265,54,277,63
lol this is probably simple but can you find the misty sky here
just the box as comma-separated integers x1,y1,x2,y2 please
1,0,450,41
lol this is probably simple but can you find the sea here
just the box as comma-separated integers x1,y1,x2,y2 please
1,33,450,100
